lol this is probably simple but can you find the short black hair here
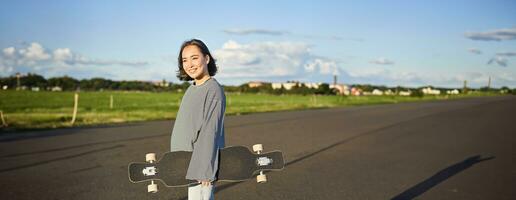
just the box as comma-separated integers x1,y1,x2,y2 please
176,39,218,81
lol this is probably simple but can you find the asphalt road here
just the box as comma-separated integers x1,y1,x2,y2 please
1,96,515,200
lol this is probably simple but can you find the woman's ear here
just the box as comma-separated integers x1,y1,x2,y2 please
205,55,210,65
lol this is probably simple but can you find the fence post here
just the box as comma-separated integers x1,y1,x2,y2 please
71,93,79,125
0,110,7,127
110,95,114,109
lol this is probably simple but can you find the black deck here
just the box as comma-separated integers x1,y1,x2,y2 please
128,146,284,187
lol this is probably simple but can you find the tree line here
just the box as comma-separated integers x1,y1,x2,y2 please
1,73,514,95
0,73,189,92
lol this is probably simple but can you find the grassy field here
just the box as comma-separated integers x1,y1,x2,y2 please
0,90,504,130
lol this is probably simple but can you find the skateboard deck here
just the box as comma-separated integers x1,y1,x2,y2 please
128,145,284,189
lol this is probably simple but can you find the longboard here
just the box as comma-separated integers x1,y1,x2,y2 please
128,144,284,192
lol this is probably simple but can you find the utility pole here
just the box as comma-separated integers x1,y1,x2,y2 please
16,72,21,90
463,80,468,94
487,76,491,90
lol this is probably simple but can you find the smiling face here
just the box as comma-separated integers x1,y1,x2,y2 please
181,45,210,81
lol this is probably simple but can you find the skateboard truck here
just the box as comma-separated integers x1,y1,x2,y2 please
142,166,157,176
252,144,267,183
145,153,159,193
256,157,273,166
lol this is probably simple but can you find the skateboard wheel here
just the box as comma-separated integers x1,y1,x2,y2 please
252,144,263,153
148,182,158,193
257,174,267,183
146,153,156,163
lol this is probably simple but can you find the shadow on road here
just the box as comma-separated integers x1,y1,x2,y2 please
192,115,436,200
1,134,166,158
391,155,495,200
0,144,125,173
0,123,144,142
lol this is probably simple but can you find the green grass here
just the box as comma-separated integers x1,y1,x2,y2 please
0,90,504,130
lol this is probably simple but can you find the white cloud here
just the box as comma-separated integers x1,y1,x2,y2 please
0,42,149,77
53,48,74,63
19,42,51,62
369,57,395,65
304,59,339,75
465,27,516,41
213,40,343,81
345,67,516,88
3,47,16,58
0,62,14,74
348,68,419,82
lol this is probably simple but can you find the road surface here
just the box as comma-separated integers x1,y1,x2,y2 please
1,96,514,199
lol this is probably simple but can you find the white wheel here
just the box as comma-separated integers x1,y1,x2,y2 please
145,153,156,163
257,174,267,183
148,182,158,193
252,144,263,153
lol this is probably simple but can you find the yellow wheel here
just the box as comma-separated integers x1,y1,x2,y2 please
148,181,158,193
145,153,156,163
252,144,263,154
257,174,267,183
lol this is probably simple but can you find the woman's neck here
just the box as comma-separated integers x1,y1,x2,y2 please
194,75,211,86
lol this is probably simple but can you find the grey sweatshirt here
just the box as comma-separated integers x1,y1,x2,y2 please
170,78,226,181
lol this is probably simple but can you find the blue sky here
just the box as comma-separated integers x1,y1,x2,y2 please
1,0,515,87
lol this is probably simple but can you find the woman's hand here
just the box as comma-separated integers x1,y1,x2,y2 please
198,180,211,186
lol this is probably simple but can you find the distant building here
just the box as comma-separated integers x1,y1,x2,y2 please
399,90,412,96
51,86,63,92
330,84,349,95
446,89,460,95
350,87,362,96
272,82,298,90
153,80,170,87
304,83,322,89
372,89,383,95
248,81,265,88
422,87,441,95
384,89,394,95
271,83,282,90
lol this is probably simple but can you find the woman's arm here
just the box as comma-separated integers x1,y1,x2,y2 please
186,98,225,181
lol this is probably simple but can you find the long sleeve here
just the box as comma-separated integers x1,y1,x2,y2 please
185,97,225,181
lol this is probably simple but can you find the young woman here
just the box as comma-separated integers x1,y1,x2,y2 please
170,39,226,200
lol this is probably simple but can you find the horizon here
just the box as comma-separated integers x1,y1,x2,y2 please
4,72,505,89
1,1,515,88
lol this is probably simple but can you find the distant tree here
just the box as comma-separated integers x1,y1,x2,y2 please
48,76,79,91
272,85,286,95
0,75,17,88
21,73,47,88
410,89,424,98
500,86,510,94
360,84,374,92
79,78,113,91
479,87,491,92
314,83,335,95
238,83,261,93
223,85,240,93
171,81,191,92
